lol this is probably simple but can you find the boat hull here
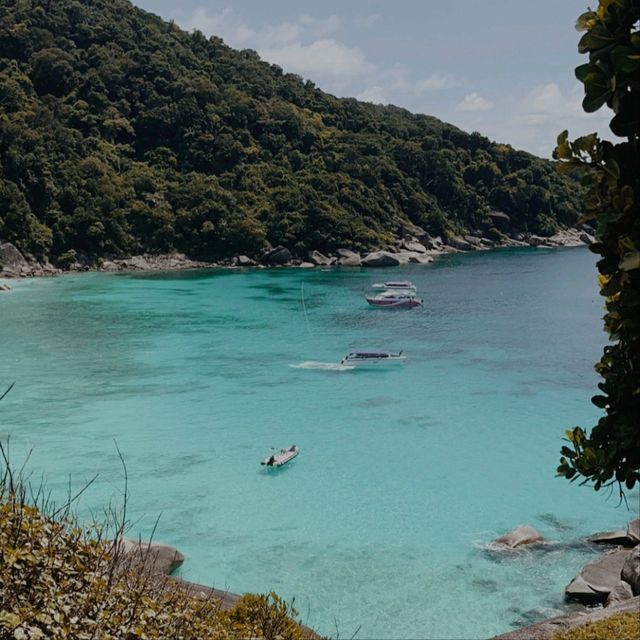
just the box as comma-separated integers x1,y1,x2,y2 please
262,446,299,467
366,297,422,308
341,355,406,367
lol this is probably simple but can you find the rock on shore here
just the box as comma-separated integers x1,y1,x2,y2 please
565,547,632,604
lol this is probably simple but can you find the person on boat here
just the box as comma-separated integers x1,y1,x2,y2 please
268,455,275,466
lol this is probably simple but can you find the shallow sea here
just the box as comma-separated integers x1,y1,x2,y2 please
1,247,636,639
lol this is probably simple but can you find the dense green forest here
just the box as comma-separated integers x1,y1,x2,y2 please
0,0,584,264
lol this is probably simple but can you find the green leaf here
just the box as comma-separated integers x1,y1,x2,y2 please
582,89,612,113
619,251,640,272
591,395,609,408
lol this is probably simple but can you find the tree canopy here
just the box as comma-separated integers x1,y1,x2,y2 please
554,0,640,493
0,0,583,264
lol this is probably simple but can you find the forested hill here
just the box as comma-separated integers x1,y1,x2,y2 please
0,0,582,264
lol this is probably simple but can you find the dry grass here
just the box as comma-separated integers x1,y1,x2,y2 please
550,611,640,640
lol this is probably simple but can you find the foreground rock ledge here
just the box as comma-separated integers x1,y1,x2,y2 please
119,538,319,636
490,595,640,640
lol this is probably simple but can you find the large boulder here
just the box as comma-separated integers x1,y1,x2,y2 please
488,210,512,232
116,538,185,576
407,253,434,265
565,547,632,604
425,235,444,251
589,529,634,546
234,255,257,267
399,239,427,253
261,245,292,265
464,235,485,249
361,251,401,267
336,248,359,260
122,255,150,270
605,580,634,607
548,229,584,247
492,525,544,550
308,250,332,266
527,234,549,247
580,231,595,245
589,519,640,547
338,254,361,266
621,545,640,595
447,235,474,251
627,518,640,545
0,242,28,275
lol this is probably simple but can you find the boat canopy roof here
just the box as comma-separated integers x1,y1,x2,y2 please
347,351,396,358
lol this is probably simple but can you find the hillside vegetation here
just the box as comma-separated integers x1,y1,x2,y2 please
0,472,309,640
0,0,583,264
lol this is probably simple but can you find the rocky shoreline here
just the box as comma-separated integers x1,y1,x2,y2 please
120,519,639,640
0,226,595,284
487,519,640,639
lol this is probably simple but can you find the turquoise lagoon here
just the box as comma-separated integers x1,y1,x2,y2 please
1,247,635,639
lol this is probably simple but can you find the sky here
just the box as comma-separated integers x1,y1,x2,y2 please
133,0,611,158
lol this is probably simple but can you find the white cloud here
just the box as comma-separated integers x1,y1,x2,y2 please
356,86,387,104
354,13,381,28
171,8,369,81
453,82,611,158
261,39,371,79
259,22,304,46
515,83,590,126
457,92,494,111
299,14,342,38
415,73,459,92
176,7,225,35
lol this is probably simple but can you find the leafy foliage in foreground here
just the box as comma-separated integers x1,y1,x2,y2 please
0,478,306,639
0,0,583,263
554,0,640,492
550,611,640,640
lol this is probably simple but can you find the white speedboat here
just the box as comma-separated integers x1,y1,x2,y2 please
371,280,417,291
366,291,423,308
261,445,299,467
340,351,406,366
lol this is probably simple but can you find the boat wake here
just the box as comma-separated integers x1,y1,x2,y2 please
290,361,355,371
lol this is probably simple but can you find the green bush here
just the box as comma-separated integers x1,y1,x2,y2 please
55,249,77,268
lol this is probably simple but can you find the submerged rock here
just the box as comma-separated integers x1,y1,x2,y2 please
493,525,545,550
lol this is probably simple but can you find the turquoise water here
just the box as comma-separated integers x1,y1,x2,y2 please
1,248,635,639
